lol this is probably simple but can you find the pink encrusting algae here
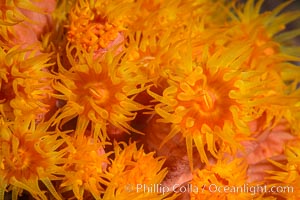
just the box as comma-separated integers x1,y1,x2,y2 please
0,0,300,199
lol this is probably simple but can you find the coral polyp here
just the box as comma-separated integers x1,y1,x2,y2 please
0,117,65,200
66,0,126,52
53,44,146,141
191,158,265,200
148,49,252,167
102,142,174,200
0,46,55,121
59,134,109,199
0,0,300,199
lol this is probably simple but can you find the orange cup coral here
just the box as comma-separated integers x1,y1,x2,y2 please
0,0,300,199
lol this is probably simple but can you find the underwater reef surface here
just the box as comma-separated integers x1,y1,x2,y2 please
0,0,300,199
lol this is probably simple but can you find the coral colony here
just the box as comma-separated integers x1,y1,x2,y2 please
1,0,300,199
